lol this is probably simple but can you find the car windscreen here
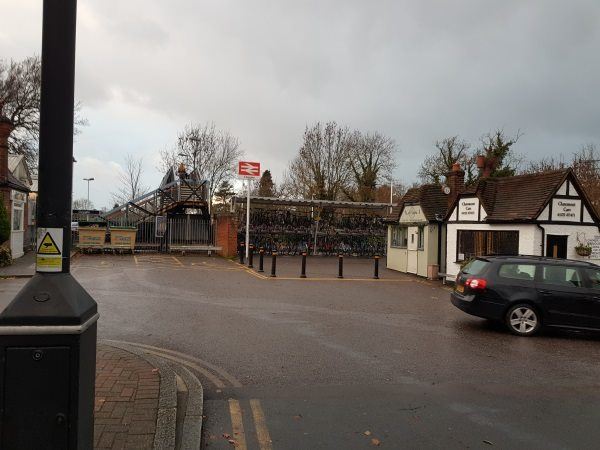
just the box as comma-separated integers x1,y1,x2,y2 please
461,259,490,275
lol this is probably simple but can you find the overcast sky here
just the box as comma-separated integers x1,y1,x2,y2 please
2,0,600,208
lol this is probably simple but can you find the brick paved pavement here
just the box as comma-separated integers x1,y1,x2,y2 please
94,344,160,450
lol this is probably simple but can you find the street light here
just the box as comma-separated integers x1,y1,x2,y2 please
83,177,94,207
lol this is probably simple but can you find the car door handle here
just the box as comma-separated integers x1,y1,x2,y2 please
538,290,553,296
594,296,600,302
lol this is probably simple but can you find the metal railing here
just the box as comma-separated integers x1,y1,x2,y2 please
73,215,216,253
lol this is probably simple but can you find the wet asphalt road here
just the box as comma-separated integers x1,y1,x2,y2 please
1,254,600,449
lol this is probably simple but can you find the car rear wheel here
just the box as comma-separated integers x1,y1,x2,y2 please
505,304,541,336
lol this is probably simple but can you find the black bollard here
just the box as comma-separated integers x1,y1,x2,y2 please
248,245,254,268
338,254,344,279
239,243,245,264
270,252,277,277
258,247,264,273
374,255,380,279
300,252,307,278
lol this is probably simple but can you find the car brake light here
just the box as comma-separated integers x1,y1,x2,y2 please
465,277,487,290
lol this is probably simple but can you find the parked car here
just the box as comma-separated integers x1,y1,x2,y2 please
451,256,600,336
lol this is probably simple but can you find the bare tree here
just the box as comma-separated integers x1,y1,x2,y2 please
112,155,147,205
0,56,87,170
0,57,41,169
345,131,396,202
522,143,600,214
418,136,472,184
73,198,94,210
374,180,407,204
282,122,351,200
573,143,600,214
159,123,243,201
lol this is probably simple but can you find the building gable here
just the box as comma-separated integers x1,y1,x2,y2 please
399,204,427,223
536,173,597,224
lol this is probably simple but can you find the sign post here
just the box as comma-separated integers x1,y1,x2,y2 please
238,161,261,259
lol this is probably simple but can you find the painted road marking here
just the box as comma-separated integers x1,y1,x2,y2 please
142,349,226,389
250,399,273,450
171,256,184,267
104,340,243,388
228,399,248,450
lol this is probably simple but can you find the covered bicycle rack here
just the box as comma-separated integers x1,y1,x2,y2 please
232,196,390,256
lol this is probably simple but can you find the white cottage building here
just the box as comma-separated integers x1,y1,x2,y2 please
445,168,600,281
386,184,448,278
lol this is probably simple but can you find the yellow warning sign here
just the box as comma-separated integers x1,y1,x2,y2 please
36,256,62,270
38,232,61,255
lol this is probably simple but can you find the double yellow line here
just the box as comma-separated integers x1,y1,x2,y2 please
229,399,273,450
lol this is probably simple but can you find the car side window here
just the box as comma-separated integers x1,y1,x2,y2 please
541,265,583,288
498,264,536,281
584,269,600,290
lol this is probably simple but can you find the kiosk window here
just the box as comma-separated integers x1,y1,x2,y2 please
391,226,408,248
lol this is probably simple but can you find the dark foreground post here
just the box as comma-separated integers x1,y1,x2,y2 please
239,243,245,264
0,2,98,448
338,254,344,279
258,247,264,272
374,255,380,279
248,244,254,268
271,252,277,277
300,252,307,278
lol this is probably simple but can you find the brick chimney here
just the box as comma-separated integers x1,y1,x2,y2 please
476,154,496,178
446,162,465,208
0,119,14,185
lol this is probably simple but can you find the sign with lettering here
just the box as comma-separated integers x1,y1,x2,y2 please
590,236,600,260
551,198,581,222
400,205,426,223
458,198,480,221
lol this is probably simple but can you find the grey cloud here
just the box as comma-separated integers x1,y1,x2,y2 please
3,0,600,207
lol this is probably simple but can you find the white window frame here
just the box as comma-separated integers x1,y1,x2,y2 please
12,201,25,232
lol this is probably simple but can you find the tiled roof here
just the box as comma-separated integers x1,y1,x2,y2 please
387,184,449,222
459,169,572,222
1,172,30,192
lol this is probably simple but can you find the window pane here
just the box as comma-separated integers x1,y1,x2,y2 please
541,265,582,288
462,259,490,275
498,264,536,281
12,208,23,231
585,269,600,290
458,230,518,260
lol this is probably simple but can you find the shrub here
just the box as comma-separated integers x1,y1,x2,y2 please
0,244,11,267
0,199,10,244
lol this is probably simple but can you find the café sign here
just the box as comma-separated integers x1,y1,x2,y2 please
400,205,426,223
551,198,580,222
458,198,479,221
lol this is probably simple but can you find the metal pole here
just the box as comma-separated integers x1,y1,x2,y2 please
0,2,98,448
389,179,393,214
338,254,344,279
374,255,380,279
300,252,307,278
248,244,254,268
270,251,277,277
258,247,264,273
245,180,250,259
313,219,319,255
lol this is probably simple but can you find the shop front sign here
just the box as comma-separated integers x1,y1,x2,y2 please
458,198,479,221
551,198,581,222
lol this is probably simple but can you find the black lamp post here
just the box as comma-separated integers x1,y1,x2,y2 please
0,1,98,448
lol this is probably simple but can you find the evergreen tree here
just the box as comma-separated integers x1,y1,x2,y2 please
257,170,276,197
